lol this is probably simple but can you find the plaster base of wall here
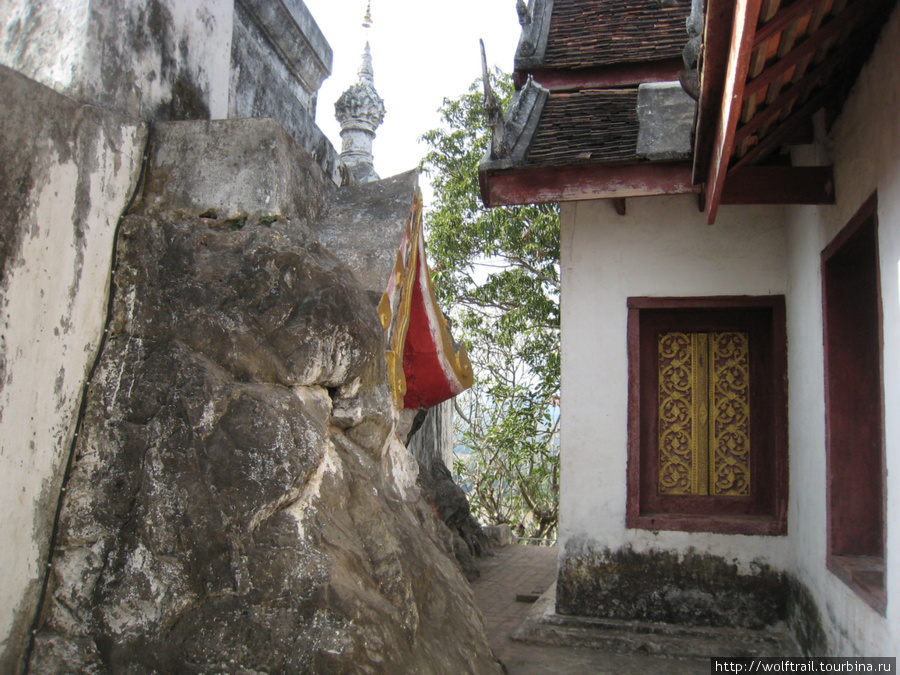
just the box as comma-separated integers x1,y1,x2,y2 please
555,546,830,655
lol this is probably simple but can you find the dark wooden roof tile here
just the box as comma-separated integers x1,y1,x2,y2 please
525,89,639,166
543,0,689,68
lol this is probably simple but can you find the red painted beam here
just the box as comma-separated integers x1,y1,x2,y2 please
729,82,839,174
515,59,684,92
705,0,764,225
479,162,699,207
743,0,867,102
732,44,842,150
753,0,823,48
720,166,835,204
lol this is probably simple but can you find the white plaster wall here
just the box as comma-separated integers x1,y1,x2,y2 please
560,195,790,572
784,2,900,655
0,72,146,670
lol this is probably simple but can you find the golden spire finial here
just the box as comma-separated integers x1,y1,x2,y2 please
362,1,373,29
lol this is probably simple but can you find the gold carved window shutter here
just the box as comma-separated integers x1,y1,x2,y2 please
657,331,751,496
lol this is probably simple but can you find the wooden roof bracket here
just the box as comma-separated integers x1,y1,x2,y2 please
704,0,764,224
518,59,684,92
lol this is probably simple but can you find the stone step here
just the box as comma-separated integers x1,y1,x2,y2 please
512,583,801,659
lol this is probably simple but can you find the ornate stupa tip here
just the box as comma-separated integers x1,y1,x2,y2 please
363,1,373,29
334,2,385,183
335,42,385,133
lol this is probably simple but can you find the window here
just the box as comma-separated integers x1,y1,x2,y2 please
822,193,885,615
627,297,788,535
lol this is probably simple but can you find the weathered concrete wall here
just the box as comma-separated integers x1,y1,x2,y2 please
0,66,147,673
0,0,234,121
783,2,900,656
230,0,339,184
407,399,455,469
0,1,92,95
0,0,341,182
557,547,789,629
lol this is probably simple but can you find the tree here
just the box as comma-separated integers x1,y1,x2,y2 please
420,70,560,542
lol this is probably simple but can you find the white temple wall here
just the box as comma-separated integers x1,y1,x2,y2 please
0,0,340,181
559,195,790,570
783,2,900,655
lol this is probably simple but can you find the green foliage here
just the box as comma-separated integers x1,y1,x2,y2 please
421,70,560,542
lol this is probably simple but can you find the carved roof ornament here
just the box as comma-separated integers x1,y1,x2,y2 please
335,1,386,184
479,36,549,174
481,40,507,160
678,0,704,99
515,0,555,67
517,0,532,25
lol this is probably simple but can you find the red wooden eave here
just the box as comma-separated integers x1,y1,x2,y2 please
480,0,890,213
515,58,684,92
480,162,699,207
704,0,764,225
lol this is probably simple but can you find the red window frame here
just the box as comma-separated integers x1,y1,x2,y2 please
822,193,886,615
626,296,788,536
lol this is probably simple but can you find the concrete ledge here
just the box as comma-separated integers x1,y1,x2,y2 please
136,118,332,222
314,169,418,297
513,583,801,658
235,0,332,95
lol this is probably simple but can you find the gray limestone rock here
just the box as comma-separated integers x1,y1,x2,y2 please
29,206,502,673
109,213,384,392
417,458,489,582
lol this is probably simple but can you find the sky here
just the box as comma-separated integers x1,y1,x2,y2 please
301,0,522,189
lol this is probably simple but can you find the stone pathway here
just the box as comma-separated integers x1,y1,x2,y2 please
470,544,709,675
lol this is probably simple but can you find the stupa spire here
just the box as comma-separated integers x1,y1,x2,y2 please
358,42,375,84
334,1,385,184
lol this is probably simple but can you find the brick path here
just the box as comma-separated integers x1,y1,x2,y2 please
470,543,558,660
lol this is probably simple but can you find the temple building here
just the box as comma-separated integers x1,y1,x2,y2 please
482,0,900,656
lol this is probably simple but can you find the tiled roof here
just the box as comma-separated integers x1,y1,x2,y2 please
542,0,688,68
525,89,639,167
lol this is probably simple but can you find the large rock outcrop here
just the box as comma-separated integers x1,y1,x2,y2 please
27,120,503,674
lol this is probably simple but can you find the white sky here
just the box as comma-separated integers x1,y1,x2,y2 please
302,0,522,188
